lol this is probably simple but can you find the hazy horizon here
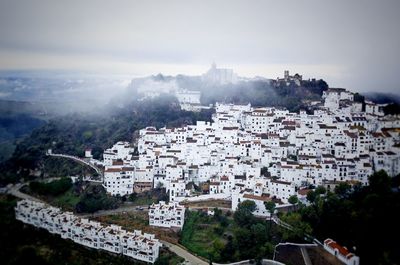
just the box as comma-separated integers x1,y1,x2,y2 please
1,0,399,94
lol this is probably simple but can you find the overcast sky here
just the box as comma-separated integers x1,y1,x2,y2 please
0,0,399,93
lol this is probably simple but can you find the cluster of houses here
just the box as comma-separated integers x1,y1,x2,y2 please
148,201,186,229
15,199,161,263
102,86,400,217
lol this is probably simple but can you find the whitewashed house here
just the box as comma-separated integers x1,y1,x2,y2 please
149,201,185,229
15,199,161,263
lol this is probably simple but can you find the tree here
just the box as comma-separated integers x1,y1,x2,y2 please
233,227,255,259
260,242,274,259
221,235,235,262
306,190,317,203
288,195,299,211
251,223,268,246
213,207,223,221
297,170,400,264
75,185,120,213
281,212,312,241
29,177,72,196
234,200,256,227
315,186,326,195
156,181,164,189
264,200,276,237
334,182,351,198
383,103,400,115
264,201,276,215
368,170,391,193
288,195,298,205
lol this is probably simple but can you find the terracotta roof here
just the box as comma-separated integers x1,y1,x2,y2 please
243,194,271,202
324,239,353,259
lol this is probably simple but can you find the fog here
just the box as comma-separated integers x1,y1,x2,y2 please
0,70,132,114
0,0,399,93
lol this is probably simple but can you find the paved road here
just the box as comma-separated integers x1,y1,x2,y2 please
6,183,43,202
47,152,103,178
161,240,208,265
301,247,313,265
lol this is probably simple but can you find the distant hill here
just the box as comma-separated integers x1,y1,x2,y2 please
363,92,400,115
0,96,213,185
0,100,49,162
363,92,400,105
128,73,329,112
0,71,132,162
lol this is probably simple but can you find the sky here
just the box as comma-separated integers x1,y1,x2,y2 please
0,0,399,93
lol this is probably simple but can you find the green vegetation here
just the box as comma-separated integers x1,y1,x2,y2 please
383,102,400,115
0,96,213,186
0,141,16,162
0,113,45,142
288,195,299,205
127,188,168,206
75,184,120,213
24,179,120,213
0,112,46,162
180,210,233,261
297,171,400,265
29,178,72,196
198,78,328,112
180,203,289,263
279,212,312,241
52,188,81,210
154,248,185,265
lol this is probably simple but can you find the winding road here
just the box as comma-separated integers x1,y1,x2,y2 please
46,152,103,178
6,183,43,202
161,240,208,265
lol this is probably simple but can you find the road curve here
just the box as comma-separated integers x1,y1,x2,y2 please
7,183,43,202
161,240,208,265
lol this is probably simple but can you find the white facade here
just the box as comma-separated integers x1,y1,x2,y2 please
15,199,161,263
149,201,185,229
101,90,399,212
324,238,360,265
202,62,238,85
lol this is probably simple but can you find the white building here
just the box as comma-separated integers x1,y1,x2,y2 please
324,238,360,265
15,199,161,263
202,62,238,85
101,96,399,213
149,201,185,229
232,191,273,217
103,142,134,166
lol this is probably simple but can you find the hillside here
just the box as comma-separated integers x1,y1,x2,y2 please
129,73,329,112
0,96,213,185
0,71,329,185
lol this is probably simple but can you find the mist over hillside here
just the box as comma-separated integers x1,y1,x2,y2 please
363,92,400,105
0,71,132,161
0,70,131,113
127,70,328,111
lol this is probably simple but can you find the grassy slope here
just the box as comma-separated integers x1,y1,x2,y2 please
180,211,233,260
